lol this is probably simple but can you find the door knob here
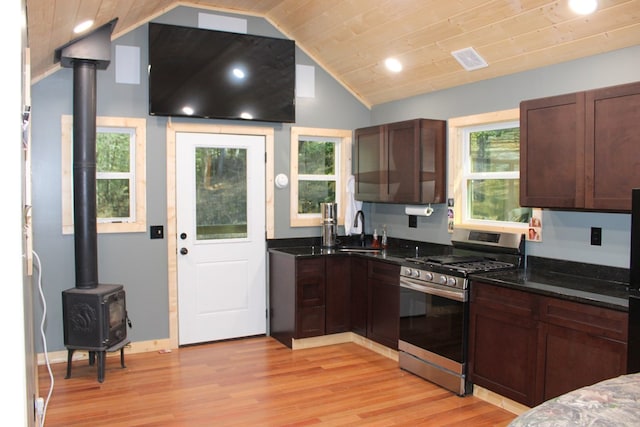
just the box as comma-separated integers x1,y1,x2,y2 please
180,247,188,255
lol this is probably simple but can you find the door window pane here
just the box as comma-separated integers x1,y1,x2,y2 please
195,147,247,240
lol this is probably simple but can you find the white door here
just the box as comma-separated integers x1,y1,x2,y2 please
176,132,266,345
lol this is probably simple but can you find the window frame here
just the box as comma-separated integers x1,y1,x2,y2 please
62,115,147,234
290,127,352,227
448,108,529,234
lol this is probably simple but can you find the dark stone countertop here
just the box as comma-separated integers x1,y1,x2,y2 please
268,239,631,312
267,245,415,266
470,257,630,311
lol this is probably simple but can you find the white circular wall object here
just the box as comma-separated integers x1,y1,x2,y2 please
275,173,289,189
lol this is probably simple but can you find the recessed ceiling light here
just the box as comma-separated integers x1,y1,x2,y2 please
568,0,598,15
385,58,403,73
73,20,94,34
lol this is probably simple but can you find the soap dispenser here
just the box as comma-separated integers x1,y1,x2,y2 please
372,229,380,248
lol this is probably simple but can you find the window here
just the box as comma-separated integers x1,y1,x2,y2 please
62,116,146,234
448,109,532,233
290,127,351,227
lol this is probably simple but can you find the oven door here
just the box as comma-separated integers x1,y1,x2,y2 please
399,277,468,364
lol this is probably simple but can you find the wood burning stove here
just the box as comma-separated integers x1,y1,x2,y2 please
55,19,131,383
62,284,129,382
62,284,127,349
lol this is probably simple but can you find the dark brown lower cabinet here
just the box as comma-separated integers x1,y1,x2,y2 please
325,256,351,334
295,257,326,338
468,282,539,407
350,257,368,336
269,251,400,350
538,296,628,402
270,252,352,347
469,281,628,407
269,252,324,347
367,260,400,350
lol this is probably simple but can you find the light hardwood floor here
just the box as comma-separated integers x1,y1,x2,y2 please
38,336,517,426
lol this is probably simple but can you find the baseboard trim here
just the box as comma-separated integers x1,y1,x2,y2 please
472,385,530,415
37,338,174,365
292,332,399,361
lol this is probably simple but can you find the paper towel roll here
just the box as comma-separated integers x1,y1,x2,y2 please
405,205,434,216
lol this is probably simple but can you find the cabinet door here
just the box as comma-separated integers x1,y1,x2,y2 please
350,257,368,336
354,125,386,201
468,282,539,407
367,261,399,349
387,120,420,203
419,119,446,203
539,295,628,401
325,256,351,334
268,251,296,348
295,258,325,338
540,323,627,402
520,92,586,208
586,81,640,211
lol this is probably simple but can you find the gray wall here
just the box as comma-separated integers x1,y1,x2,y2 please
31,6,370,352
367,44,640,268
31,4,639,352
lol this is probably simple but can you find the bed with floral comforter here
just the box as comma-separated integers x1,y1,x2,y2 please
508,373,640,426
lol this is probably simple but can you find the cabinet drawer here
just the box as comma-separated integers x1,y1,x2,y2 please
296,306,325,338
368,260,399,283
296,258,325,308
539,296,628,341
297,257,324,278
471,282,538,318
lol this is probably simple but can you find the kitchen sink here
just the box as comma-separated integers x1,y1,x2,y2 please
338,246,381,253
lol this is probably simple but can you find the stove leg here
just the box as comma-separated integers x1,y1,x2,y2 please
65,349,75,379
88,351,96,366
97,351,105,383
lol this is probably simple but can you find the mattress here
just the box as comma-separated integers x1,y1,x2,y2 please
508,373,640,427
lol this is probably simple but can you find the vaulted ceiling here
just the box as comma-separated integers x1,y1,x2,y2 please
26,0,640,107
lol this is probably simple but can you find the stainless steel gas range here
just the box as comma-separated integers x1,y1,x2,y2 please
398,228,524,395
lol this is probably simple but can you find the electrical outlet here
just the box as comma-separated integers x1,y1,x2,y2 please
591,227,602,246
408,215,417,228
35,397,44,417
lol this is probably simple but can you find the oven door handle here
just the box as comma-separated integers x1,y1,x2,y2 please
400,278,467,302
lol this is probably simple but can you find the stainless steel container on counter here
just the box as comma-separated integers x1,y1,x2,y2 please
321,202,337,248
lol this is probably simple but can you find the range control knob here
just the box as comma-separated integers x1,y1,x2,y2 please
404,268,413,277
424,271,433,281
447,277,458,287
438,275,448,285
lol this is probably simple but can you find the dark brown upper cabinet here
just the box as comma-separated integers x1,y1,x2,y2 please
520,81,640,212
354,119,446,204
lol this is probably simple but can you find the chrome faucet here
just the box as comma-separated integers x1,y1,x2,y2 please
354,210,365,247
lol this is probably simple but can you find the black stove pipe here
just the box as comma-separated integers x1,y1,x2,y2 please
72,60,99,289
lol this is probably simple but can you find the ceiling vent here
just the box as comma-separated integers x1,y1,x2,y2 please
451,47,488,71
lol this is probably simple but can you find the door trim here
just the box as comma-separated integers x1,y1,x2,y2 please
166,121,275,348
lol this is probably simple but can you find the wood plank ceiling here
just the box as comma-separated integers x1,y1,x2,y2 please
26,0,640,107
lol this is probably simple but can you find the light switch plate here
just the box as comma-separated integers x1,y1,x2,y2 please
150,225,164,239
